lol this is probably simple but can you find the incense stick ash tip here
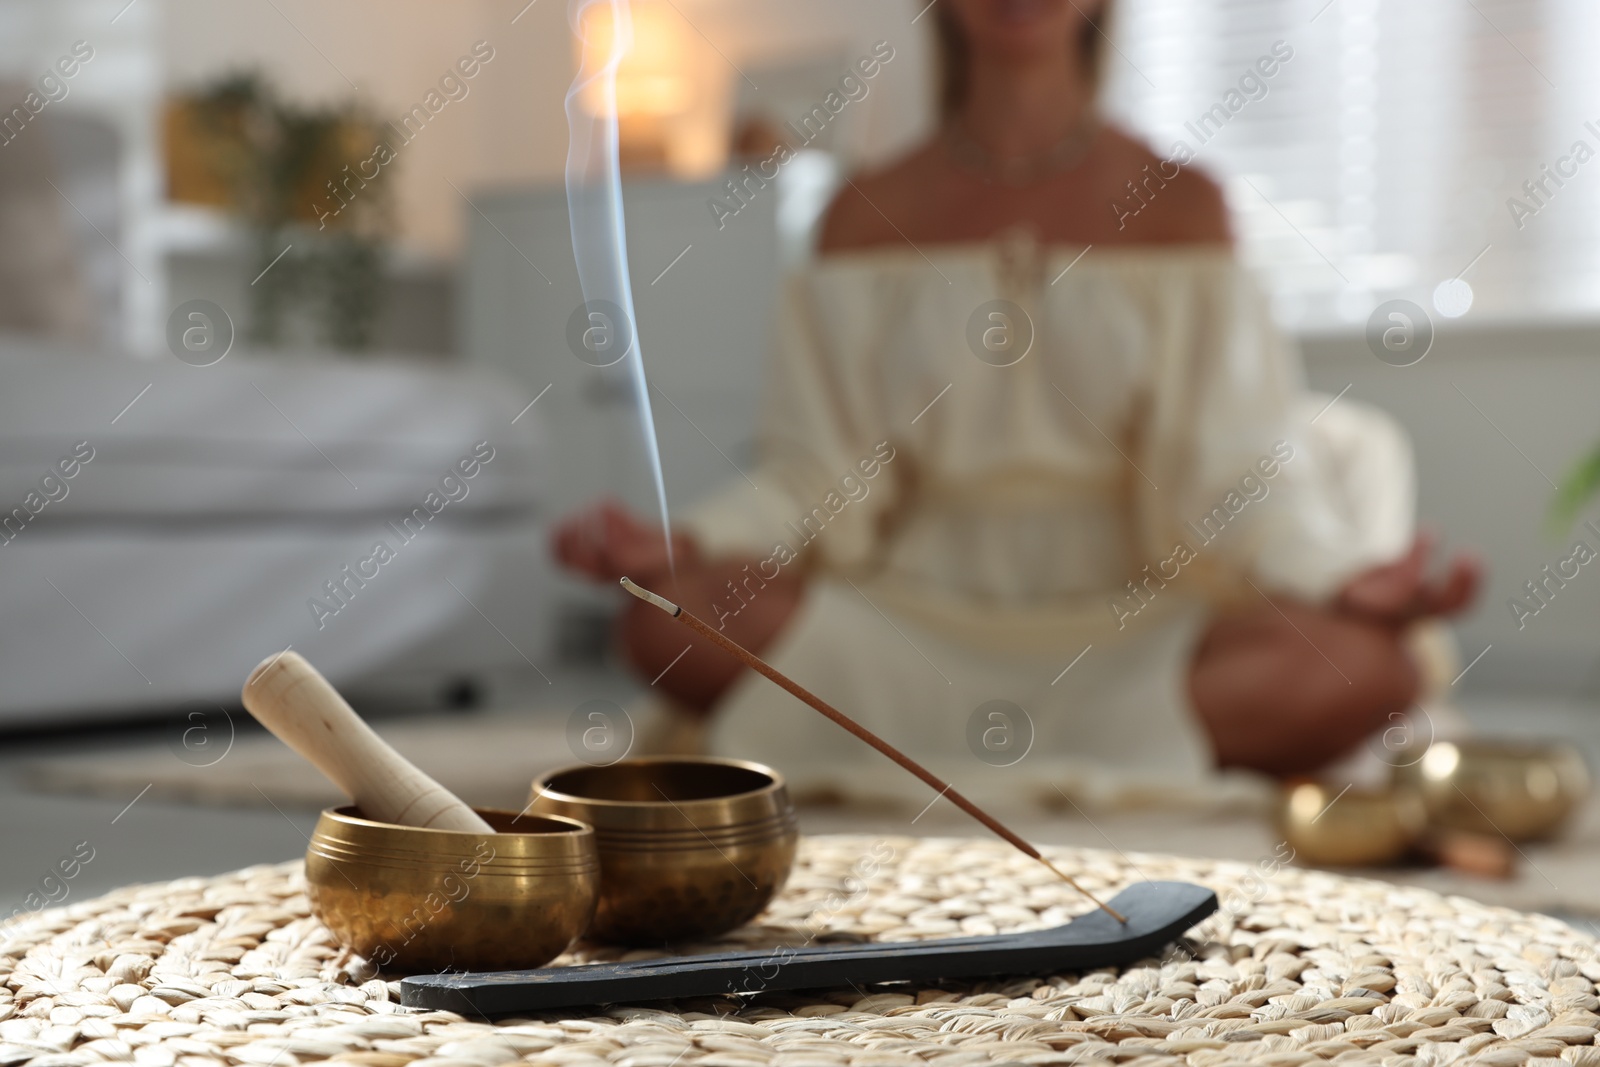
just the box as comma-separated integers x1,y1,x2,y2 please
620,577,681,616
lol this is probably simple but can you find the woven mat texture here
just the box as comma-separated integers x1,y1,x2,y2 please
4,835,1600,1067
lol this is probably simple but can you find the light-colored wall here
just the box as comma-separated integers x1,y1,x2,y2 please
1300,322,1600,694
159,0,936,259
161,0,535,258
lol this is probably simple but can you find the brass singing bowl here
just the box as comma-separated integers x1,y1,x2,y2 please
528,757,799,944
305,806,598,973
1278,782,1426,867
1394,739,1590,842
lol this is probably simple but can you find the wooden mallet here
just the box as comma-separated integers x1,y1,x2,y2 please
241,651,493,834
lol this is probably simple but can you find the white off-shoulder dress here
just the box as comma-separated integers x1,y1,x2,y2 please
678,237,1419,808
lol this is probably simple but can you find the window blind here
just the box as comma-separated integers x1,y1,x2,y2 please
1103,0,1600,328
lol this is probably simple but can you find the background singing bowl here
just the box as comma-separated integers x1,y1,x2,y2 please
1278,782,1426,867
305,806,598,972
529,757,799,944
1394,739,1590,841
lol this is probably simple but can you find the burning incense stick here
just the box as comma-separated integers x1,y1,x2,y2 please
620,577,1128,924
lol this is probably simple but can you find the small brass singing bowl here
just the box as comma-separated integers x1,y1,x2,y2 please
304,806,598,973
1395,739,1590,842
528,757,799,944
1278,782,1426,867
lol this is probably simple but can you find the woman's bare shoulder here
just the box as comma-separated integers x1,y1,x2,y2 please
1096,126,1232,245
816,141,944,255
813,125,1233,254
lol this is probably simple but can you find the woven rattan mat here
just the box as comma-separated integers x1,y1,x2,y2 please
4,835,1600,1067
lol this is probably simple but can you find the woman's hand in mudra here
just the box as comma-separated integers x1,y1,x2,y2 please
1193,532,1482,777
552,500,802,713
551,499,701,585
1334,531,1481,627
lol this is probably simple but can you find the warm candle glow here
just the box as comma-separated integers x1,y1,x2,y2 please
571,0,728,176
576,2,692,119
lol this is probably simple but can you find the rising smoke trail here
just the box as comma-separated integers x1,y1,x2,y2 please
565,0,674,572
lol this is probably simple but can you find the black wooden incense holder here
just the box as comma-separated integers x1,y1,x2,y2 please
400,880,1217,1015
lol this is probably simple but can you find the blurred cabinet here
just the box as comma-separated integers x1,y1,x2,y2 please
460,174,781,536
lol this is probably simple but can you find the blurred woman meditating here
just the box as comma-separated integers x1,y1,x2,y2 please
555,0,1479,805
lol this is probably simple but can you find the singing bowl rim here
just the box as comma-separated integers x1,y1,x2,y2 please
1400,737,1589,778
1425,736,1586,758
311,805,597,866
1279,781,1427,819
531,756,795,834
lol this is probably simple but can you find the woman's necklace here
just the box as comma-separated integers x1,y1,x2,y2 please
944,114,1099,187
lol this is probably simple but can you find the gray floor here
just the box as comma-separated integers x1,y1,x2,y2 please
2,673,1599,924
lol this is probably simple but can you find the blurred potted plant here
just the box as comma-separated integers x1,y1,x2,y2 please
167,73,393,351
1552,443,1600,531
